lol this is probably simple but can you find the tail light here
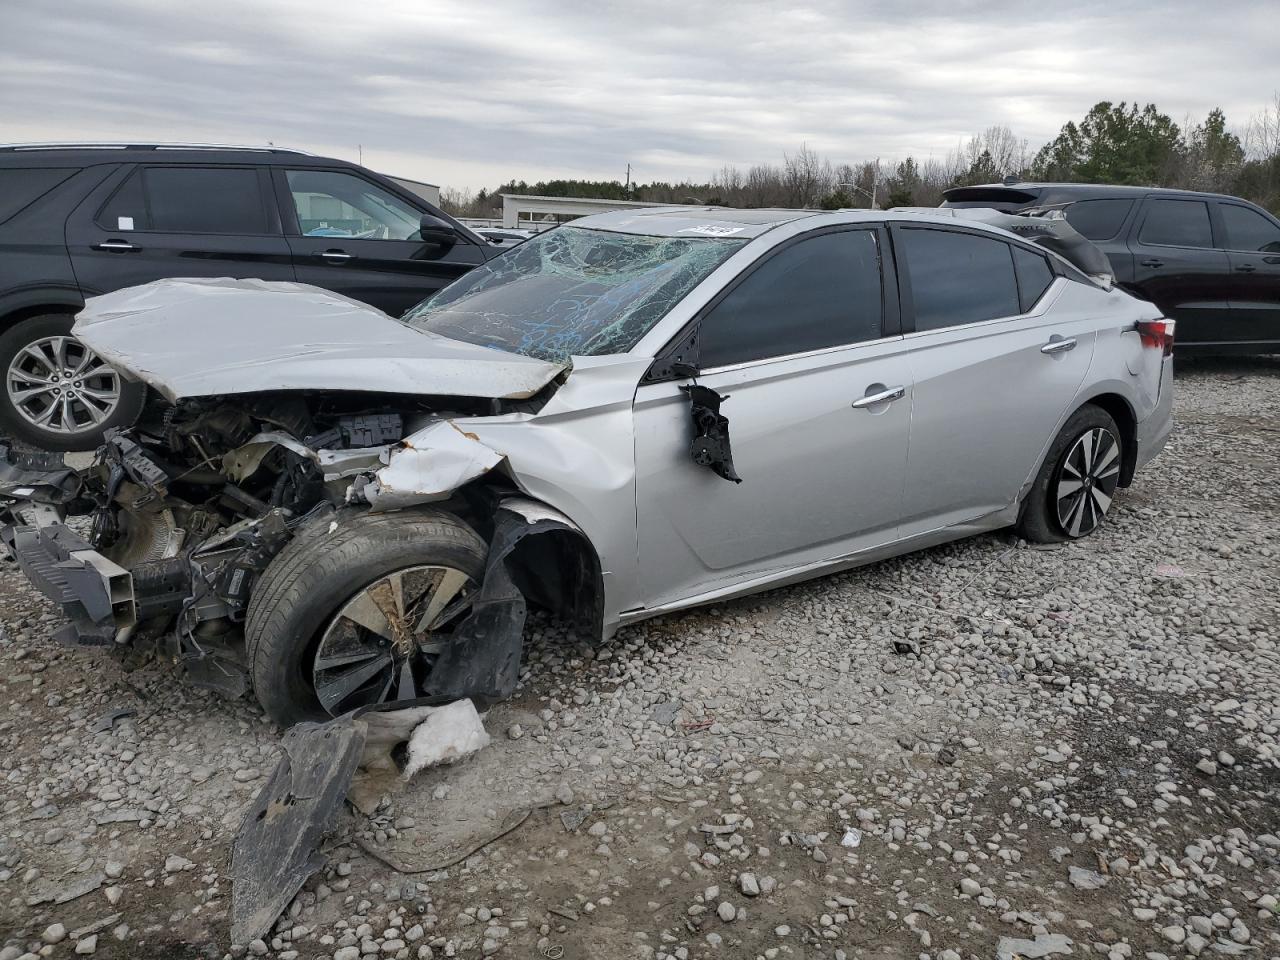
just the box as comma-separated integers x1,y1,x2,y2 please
1137,318,1175,356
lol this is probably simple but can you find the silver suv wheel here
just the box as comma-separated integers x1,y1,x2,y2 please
6,334,121,435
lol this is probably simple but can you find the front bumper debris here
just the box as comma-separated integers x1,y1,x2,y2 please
1,521,134,646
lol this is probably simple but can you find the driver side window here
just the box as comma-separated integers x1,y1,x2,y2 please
284,169,422,241
697,229,883,368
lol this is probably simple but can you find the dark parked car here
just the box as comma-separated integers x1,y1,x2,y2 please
0,142,498,449
943,182,1280,355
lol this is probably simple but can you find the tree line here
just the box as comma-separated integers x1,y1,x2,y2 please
441,97,1280,217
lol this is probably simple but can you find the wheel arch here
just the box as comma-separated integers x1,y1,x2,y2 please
493,495,607,642
1077,391,1139,487
0,291,85,331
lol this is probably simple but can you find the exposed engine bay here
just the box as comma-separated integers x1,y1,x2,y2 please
0,387,573,709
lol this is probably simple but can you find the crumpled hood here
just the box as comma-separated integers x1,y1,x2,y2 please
73,278,566,403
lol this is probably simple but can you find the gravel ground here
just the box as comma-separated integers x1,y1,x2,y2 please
1,356,1278,960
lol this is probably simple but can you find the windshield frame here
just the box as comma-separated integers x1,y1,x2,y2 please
400,225,749,364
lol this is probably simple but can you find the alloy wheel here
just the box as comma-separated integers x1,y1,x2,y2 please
6,335,121,435
1054,427,1121,538
311,564,474,716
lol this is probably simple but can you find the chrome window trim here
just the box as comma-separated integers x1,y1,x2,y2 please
692,333,905,377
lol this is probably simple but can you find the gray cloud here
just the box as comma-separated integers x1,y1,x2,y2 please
1,0,1274,190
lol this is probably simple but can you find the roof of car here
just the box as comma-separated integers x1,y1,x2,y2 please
569,206,831,238
948,181,1243,202
0,142,356,167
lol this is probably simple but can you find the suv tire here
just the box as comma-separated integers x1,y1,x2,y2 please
0,314,146,451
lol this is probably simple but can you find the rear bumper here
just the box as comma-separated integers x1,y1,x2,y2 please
1,519,135,645
1135,357,1175,472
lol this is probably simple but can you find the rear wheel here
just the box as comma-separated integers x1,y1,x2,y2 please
1018,405,1123,543
245,510,488,727
0,314,146,451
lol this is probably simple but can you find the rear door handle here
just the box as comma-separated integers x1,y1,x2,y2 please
316,249,354,262
93,240,139,252
851,385,905,409
1235,264,1257,273
1041,337,1078,355
1139,258,1164,268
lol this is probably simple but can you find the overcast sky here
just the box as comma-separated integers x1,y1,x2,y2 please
2,0,1275,191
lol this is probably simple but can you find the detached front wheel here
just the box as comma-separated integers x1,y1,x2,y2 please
1018,405,1123,543
246,510,488,727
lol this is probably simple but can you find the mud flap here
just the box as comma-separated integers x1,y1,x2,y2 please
681,384,742,483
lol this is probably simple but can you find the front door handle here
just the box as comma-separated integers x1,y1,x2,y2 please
1139,258,1164,268
1235,264,1257,273
851,385,906,409
1041,336,1078,355
93,240,139,252
316,249,354,262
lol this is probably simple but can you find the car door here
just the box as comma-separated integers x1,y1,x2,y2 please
275,168,486,317
65,164,295,295
891,225,1097,535
1126,196,1230,346
632,226,913,609
1215,200,1280,346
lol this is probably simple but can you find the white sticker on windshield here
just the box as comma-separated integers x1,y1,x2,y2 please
118,216,135,231
677,224,745,237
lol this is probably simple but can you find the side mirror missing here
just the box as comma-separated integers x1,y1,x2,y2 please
419,214,458,248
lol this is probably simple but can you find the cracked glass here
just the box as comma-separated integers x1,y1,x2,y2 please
401,226,746,362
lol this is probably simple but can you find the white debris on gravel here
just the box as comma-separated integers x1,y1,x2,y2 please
401,699,491,778
1,359,1278,958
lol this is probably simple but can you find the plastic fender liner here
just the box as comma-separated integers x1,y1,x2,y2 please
418,497,584,702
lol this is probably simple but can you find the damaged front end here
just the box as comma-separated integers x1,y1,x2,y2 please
0,387,588,711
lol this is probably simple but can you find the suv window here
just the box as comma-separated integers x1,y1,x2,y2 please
0,168,80,224
1063,198,1133,240
98,166,270,234
899,228,1019,330
1220,203,1280,253
1138,199,1213,248
697,230,882,368
285,170,423,240
1011,246,1055,312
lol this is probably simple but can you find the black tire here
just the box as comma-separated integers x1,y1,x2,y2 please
1018,404,1123,544
246,509,488,727
0,313,146,451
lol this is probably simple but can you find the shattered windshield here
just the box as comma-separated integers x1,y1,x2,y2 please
401,226,746,362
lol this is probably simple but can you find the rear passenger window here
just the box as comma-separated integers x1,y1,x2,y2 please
1012,246,1054,312
1063,199,1133,240
697,230,882,368
899,229,1019,330
0,168,79,224
1138,199,1213,249
1220,204,1280,253
98,166,271,234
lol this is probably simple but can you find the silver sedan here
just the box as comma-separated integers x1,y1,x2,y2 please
0,207,1174,725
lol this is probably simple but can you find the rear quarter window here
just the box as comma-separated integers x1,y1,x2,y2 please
0,167,80,224
1063,199,1133,240
1012,246,1055,312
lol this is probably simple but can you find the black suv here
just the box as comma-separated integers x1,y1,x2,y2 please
943,182,1280,355
0,143,497,449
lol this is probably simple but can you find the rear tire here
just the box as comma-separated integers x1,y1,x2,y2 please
0,314,146,451
246,509,488,727
1018,405,1123,544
